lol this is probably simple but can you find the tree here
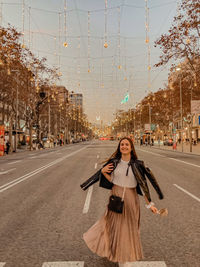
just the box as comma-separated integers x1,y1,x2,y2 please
154,0,200,79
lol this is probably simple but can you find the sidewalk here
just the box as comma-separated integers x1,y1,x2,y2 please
144,142,200,156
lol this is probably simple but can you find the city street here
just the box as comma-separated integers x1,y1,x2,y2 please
0,141,199,267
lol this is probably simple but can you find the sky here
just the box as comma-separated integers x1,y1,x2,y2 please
1,0,179,125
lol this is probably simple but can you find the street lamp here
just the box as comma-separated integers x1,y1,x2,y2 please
176,66,183,152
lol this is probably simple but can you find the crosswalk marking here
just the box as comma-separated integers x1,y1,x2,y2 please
119,262,167,267
42,262,84,267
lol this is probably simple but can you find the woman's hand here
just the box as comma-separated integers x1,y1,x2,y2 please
150,205,158,214
101,163,114,175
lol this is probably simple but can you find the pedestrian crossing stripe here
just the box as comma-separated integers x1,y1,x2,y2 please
122,262,167,266
0,261,167,266
42,262,84,267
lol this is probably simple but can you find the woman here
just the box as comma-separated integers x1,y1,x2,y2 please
82,137,163,266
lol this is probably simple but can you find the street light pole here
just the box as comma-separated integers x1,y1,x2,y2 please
149,103,151,147
179,76,183,153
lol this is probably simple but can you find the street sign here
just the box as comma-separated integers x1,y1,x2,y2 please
151,124,156,131
144,124,151,131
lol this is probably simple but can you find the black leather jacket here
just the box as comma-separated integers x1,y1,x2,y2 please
80,158,164,202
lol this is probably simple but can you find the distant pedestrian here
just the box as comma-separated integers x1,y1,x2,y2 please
6,140,10,154
81,137,165,265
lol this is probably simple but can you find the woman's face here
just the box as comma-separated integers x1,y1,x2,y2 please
120,139,132,155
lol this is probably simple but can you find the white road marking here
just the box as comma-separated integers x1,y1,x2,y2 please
28,153,35,156
82,185,93,214
0,146,88,193
8,160,22,165
94,163,97,169
138,149,200,168
120,262,167,267
97,155,99,159
42,262,84,267
169,157,200,168
137,149,164,157
30,156,37,159
174,184,200,203
0,263,6,267
0,168,16,175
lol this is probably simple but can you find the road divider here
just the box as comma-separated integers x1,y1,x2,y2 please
0,146,88,194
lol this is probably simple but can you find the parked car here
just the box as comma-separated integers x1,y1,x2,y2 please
163,139,173,146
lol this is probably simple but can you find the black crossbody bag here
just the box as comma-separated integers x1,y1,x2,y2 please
108,187,126,214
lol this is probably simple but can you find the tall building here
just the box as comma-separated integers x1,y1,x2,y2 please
69,93,83,109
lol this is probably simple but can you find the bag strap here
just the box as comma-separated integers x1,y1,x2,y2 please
122,187,126,201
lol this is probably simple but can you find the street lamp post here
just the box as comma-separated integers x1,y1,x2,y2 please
176,67,183,152
149,103,151,147
179,76,183,152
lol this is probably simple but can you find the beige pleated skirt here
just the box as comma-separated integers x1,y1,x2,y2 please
83,184,144,263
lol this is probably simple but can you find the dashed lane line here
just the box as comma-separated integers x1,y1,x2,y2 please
0,168,16,175
95,163,97,169
0,146,88,194
82,185,93,214
174,184,200,203
7,160,22,165
42,262,84,267
0,263,6,267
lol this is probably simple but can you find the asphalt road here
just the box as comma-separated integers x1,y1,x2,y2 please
0,141,199,267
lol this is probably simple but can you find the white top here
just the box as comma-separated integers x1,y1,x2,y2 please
111,159,137,188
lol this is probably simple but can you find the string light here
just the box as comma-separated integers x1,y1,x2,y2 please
117,6,121,70
0,1,3,26
28,6,31,49
63,0,68,47
58,12,61,75
145,0,151,92
77,36,81,86
21,0,25,48
88,11,91,73
104,0,108,48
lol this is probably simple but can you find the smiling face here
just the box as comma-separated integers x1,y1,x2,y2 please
120,139,132,155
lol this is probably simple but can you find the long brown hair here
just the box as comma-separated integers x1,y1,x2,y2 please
104,137,138,163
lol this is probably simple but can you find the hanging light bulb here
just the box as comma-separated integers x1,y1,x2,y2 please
63,42,68,47
104,42,108,48
118,65,122,69
186,38,191,44
88,69,91,73
124,76,127,81
148,65,151,70
7,68,11,75
21,43,26,49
